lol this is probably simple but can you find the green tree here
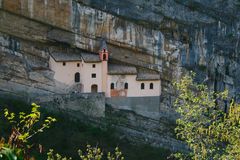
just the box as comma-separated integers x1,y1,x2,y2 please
174,73,240,160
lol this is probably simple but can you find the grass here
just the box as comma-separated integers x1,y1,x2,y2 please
0,98,172,160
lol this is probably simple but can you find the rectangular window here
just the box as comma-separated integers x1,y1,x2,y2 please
92,73,96,78
77,63,80,67
92,64,96,68
141,83,145,90
124,83,128,89
63,62,66,66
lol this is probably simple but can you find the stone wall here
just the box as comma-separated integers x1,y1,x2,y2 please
39,93,105,118
106,96,161,120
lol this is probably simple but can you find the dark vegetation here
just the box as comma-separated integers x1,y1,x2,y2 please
0,98,171,160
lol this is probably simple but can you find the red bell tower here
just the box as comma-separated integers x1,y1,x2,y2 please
99,40,109,61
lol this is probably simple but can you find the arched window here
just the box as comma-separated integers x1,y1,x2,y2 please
124,83,128,89
150,83,154,89
141,83,145,90
103,54,107,61
111,83,114,89
75,72,80,83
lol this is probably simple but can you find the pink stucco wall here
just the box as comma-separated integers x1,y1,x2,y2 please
106,75,161,97
49,57,103,93
81,62,103,93
50,57,161,97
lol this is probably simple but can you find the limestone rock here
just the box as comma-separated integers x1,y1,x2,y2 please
0,0,240,151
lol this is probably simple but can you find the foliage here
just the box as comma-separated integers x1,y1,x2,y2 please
173,73,240,160
0,103,56,159
47,145,124,160
106,147,124,160
3,103,57,144
47,149,72,160
78,145,104,160
1,102,124,160
0,138,24,160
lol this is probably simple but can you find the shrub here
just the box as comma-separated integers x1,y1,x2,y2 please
0,103,56,159
47,145,124,160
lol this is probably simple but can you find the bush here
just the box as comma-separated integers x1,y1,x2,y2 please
0,103,56,159
47,145,124,160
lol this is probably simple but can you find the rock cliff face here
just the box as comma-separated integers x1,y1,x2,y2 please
77,0,240,105
0,0,240,151
0,0,164,98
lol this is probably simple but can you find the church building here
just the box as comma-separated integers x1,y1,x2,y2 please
49,41,161,97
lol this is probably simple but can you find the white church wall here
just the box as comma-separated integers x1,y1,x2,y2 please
49,57,82,86
50,56,161,97
49,57,104,93
80,62,103,93
107,75,161,97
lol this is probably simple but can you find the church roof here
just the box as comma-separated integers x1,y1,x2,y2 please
50,52,82,62
136,68,160,81
50,50,101,63
108,64,137,75
81,52,101,63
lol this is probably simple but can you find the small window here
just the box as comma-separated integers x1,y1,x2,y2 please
111,83,114,89
63,62,66,66
103,49,106,52
124,83,128,89
141,83,145,90
92,64,96,68
77,63,80,67
150,83,154,89
92,73,96,78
